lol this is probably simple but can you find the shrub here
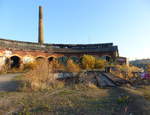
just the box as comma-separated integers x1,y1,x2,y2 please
95,59,106,69
0,64,8,74
81,55,96,69
23,60,64,91
0,62,23,74
23,61,37,70
111,64,141,80
66,59,80,72
50,60,66,72
146,64,150,74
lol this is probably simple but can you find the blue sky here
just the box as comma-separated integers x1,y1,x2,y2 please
0,0,150,60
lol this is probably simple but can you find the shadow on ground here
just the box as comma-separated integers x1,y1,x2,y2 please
0,81,20,92
21,87,150,115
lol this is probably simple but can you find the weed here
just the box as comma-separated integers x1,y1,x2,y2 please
117,95,130,105
22,60,64,91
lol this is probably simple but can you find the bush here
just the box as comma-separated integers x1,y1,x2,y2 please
146,64,150,74
95,59,106,69
0,64,8,74
111,64,141,80
50,60,66,72
81,55,96,69
23,60,64,91
81,55,107,70
66,59,80,72
23,61,37,70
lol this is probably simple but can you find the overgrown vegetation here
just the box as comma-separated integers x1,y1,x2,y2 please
19,55,109,91
0,56,150,114
0,54,145,90
66,59,80,72
0,85,109,114
1,85,150,114
111,64,141,80
81,55,106,70
22,61,64,91
81,55,96,69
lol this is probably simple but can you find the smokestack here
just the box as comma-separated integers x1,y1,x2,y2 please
38,6,44,44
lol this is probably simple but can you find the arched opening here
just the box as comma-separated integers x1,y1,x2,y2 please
100,55,111,62
48,57,55,62
70,56,80,63
36,57,45,62
10,56,21,68
57,56,68,65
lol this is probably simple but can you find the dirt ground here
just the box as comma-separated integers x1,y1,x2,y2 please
0,73,21,92
0,74,150,115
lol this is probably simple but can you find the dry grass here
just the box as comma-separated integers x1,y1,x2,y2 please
0,64,23,74
51,60,66,72
23,60,64,91
1,85,150,114
0,84,109,114
0,64,8,74
23,61,37,71
66,59,81,72
95,59,106,69
111,65,141,80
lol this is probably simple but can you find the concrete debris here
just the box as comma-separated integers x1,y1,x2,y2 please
55,71,129,87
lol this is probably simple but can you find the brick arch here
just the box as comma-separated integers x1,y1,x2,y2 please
69,56,80,63
48,56,55,62
57,56,68,64
35,56,46,61
10,55,21,68
100,55,112,62
10,54,22,58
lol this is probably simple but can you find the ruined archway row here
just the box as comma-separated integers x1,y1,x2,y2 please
0,55,112,69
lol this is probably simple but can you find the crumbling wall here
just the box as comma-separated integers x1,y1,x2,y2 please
0,38,119,68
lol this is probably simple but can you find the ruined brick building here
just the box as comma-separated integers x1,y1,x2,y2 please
0,6,119,68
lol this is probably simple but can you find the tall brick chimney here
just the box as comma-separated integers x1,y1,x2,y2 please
38,6,44,44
